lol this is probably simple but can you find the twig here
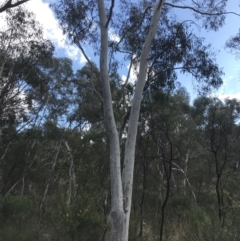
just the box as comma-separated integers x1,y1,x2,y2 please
165,2,240,17
0,0,29,13
74,38,103,104
106,0,115,28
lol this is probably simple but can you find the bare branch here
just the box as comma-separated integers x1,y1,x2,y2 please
1,141,12,160
191,0,201,9
74,38,103,104
64,141,76,206
0,0,29,13
39,142,61,213
105,0,114,28
172,162,197,203
165,2,240,17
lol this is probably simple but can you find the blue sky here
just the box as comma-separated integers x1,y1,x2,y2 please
170,1,240,102
15,0,240,103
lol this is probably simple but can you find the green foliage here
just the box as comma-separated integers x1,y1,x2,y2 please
0,196,38,241
0,4,239,240
62,196,103,240
0,195,34,223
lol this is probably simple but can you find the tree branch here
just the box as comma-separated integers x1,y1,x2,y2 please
172,162,197,203
105,0,114,28
74,38,103,104
165,2,240,17
111,5,154,52
0,0,29,13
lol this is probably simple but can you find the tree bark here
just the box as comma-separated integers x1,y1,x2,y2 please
183,149,189,196
0,0,29,13
122,1,165,239
65,141,76,206
97,0,165,240
39,142,61,214
97,1,124,240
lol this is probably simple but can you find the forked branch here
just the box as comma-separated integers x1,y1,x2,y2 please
106,0,115,28
0,0,29,13
165,2,240,17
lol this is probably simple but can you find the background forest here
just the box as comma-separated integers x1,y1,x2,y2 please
1,1,240,241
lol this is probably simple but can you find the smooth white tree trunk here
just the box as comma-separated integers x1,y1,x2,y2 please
65,141,76,206
97,1,124,240
97,0,165,240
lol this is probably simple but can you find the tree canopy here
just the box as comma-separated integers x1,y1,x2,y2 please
1,1,240,241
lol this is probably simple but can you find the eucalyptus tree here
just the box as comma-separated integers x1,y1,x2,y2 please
0,6,80,137
192,96,240,227
52,1,239,240
226,29,240,57
71,62,123,129
133,86,197,240
0,7,54,135
0,7,77,208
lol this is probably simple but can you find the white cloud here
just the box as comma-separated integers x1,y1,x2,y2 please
109,29,120,42
211,93,240,102
65,44,79,60
221,75,234,88
211,73,240,100
80,52,87,64
26,0,87,64
129,63,138,83
27,0,65,47
121,75,127,83
0,0,86,62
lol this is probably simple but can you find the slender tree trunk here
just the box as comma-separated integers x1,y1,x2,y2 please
97,0,165,240
183,149,189,196
21,176,25,197
39,142,61,214
65,141,76,206
122,1,165,240
97,1,124,240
